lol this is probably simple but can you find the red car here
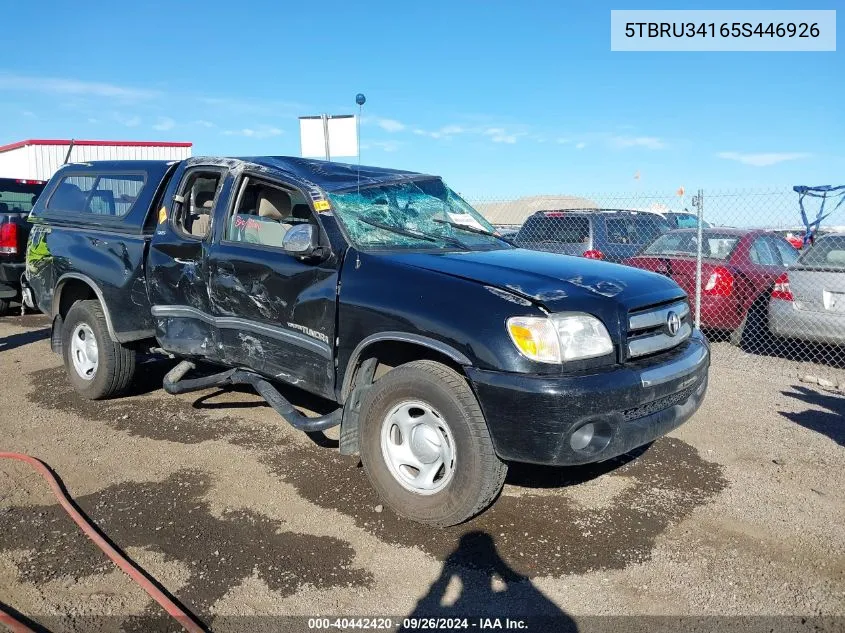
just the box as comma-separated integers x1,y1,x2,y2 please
624,228,799,334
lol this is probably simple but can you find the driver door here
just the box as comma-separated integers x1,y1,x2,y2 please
205,175,339,399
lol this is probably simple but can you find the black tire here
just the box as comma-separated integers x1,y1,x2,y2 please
62,300,136,400
730,298,772,354
359,360,507,527
0,298,10,317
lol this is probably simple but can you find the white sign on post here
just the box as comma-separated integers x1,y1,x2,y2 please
299,115,358,159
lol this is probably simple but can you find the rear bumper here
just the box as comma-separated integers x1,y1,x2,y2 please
0,262,24,298
699,294,741,330
466,332,710,466
769,298,845,345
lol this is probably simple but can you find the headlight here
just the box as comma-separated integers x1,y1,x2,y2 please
506,313,614,363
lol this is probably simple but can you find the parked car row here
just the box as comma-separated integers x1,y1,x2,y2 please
510,207,843,352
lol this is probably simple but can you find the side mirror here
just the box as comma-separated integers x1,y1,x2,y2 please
282,223,321,259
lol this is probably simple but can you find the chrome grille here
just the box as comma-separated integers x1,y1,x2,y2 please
627,300,692,359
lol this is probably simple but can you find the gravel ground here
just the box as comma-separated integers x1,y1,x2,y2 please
0,313,842,632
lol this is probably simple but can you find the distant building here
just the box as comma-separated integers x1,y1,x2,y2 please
472,194,598,226
0,139,192,181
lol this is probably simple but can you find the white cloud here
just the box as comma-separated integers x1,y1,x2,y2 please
152,117,175,131
484,127,519,144
87,118,99,124
413,124,467,139
21,110,36,118
0,74,159,100
556,137,571,144
575,142,587,149
194,120,215,128
375,117,405,133
223,126,284,139
116,115,141,128
717,151,811,167
362,140,402,152
610,135,666,150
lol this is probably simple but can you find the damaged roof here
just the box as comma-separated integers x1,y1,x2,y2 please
239,156,434,192
52,156,436,195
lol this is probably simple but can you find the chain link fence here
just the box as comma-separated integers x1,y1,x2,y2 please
470,188,845,388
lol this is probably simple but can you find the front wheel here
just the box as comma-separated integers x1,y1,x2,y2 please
62,300,137,399
359,360,507,527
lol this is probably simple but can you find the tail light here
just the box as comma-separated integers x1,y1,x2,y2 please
771,272,793,301
0,222,17,255
583,249,604,260
703,266,734,296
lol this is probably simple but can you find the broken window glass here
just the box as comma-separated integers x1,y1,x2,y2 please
327,179,509,251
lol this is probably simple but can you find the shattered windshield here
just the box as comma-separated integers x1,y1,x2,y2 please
327,178,510,251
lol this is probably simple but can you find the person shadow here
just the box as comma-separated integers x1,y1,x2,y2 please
400,531,577,632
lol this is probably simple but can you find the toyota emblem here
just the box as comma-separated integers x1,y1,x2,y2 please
666,311,681,336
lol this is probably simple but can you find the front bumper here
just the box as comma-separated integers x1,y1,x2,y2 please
466,331,710,466
769,298,845,345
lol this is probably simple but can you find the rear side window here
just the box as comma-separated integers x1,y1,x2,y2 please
46,174,145,217
605,216,669,245
749,237,778,266
518,215,590,243
173,171,223,240
770,236,799,266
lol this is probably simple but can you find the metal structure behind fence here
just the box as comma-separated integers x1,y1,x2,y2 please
470,187,845,388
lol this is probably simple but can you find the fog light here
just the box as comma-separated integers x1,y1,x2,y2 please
570,423,595,451
569,420,613,454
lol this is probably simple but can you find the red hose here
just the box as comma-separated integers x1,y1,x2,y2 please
0,452,205,633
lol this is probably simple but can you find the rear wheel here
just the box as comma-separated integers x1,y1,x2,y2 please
359,360,507,527
62,300,136,399
730,298,773,354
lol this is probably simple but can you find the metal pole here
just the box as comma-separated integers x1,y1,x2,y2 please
322,114,331,162
693,189,704,329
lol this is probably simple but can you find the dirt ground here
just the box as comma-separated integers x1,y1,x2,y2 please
0,313,843,632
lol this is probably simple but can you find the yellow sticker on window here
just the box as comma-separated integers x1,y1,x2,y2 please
158,206,167,224
314,200,331,212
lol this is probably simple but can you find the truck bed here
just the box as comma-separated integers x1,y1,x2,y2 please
26,161,176,342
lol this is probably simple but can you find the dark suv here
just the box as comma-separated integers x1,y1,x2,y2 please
514,209,671,262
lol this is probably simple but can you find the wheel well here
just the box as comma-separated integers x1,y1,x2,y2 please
343,340,467,401
57,279,97,319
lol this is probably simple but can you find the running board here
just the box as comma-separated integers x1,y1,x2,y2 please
163,360,341,432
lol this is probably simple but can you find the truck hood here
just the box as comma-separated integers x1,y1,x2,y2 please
383,248,686,312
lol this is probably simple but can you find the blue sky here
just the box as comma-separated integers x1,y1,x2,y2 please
1,0,842,203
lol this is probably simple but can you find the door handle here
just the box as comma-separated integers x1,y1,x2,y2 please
173,258,195,265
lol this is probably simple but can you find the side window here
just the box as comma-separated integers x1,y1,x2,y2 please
549,216,589,243
47,174,145,216
605,218,632,244
750,237,778,266
633,217,669,244
175,171,223,240
225,178,314,248
770,237,799,266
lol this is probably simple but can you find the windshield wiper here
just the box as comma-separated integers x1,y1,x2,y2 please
432,218,515,245
357,216,467,249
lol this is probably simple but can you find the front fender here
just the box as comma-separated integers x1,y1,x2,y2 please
335,250,557,399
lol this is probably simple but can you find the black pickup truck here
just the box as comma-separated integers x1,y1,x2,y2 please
0,177,47,314
25,157,709,526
